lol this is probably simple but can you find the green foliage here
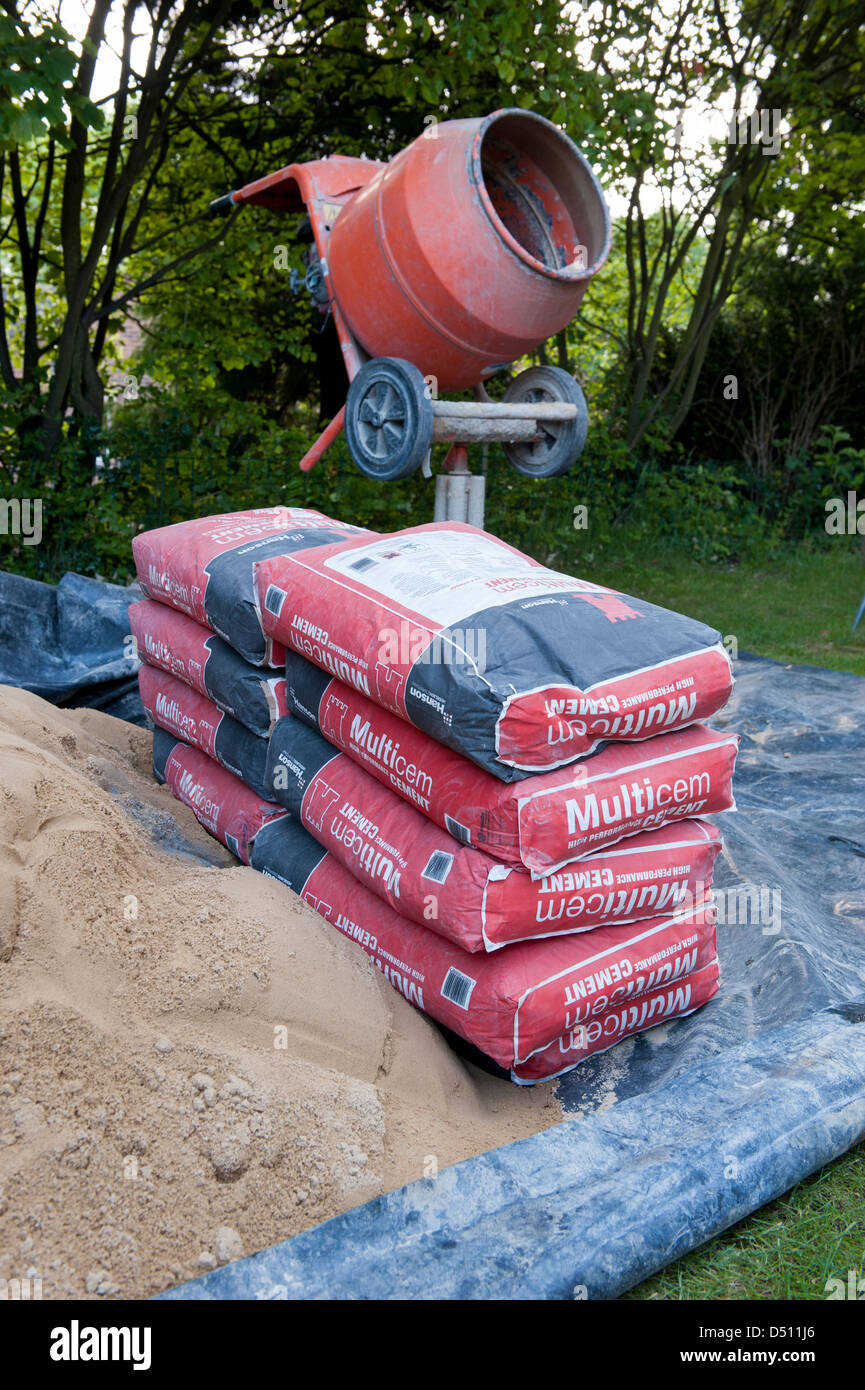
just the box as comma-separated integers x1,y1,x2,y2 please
0,12,104,151
4,366,860,586
627,459,777,562
778,427,865,538
0,382,134,581
1,0,863,591
811,427,865,497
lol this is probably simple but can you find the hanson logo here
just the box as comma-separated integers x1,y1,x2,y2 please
50,1321,152,1371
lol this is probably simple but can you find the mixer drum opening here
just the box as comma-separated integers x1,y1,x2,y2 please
475,111,609,280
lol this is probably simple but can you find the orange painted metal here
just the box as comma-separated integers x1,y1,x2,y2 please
442,444,470,474
298,405,346,473
231,157,384,382
221,111,611,467
228,156,383,214
326,109,611,390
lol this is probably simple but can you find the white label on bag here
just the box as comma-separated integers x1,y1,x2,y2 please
324,531,607,628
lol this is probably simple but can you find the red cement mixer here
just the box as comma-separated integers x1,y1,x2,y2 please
210,109,611,483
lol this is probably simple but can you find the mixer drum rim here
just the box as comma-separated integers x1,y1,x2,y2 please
470,108,611,285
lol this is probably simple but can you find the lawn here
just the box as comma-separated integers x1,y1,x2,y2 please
583,540,865,1300
584,542,865,678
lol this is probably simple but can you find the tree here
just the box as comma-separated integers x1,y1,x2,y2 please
1,0,598,451
0,0,258,451
580,0,865,448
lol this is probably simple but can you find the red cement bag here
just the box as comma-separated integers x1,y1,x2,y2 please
133,507,369,666
130,600,288,738
139,665,272,799
152,729,286,862
283,652,738,876
250,813,718,1074
150,736,719,1083
255,522,733,775
511,960,720,1083
265,710,721,952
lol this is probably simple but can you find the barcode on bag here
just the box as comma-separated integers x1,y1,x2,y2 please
441,967,476,1010
421,850,454,884
264,584,286,616
350,556,377,573
444,814,471,845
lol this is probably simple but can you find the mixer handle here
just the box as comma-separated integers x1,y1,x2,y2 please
208,192,237,216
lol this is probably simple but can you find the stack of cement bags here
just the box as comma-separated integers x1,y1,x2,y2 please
133,508,738,1083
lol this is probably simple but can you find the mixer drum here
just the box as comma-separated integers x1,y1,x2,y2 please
327,108,611,391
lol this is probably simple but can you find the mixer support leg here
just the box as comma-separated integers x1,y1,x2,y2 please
434,444,486,526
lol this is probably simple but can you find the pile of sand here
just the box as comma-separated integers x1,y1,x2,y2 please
0,685,562,1299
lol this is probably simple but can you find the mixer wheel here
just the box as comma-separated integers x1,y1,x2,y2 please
345,358,434,481
501,366,589,477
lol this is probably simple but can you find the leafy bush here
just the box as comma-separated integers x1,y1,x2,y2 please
624,459,782,563
0,384,136,582
4,367,861,587
778,427,865,540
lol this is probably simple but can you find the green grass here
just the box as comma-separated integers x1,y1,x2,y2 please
583,542,865,678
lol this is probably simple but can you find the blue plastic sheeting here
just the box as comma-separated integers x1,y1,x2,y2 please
160,652,865,1300
0,568,144,722
553,652,865,1112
